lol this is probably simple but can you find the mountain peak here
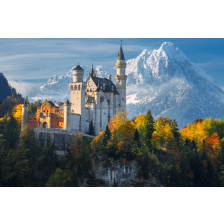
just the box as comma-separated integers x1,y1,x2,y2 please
159,42,177,54
157,41,187,62
160,41,175,49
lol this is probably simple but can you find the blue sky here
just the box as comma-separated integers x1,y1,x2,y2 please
1,38,224,88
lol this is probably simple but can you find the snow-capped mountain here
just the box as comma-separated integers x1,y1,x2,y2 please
126,42,224,127
28,42,224,128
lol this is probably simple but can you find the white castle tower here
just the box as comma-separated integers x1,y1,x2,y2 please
63,99,71,129
69,64,87,132
115,41,127,112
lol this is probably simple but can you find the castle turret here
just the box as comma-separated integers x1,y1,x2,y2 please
21,103,28,130
72,64,84,82
115,41,127,112
69,64,87,132
64,99,71,129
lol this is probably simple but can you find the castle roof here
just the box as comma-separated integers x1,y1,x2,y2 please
43,99,59,108
73,64,84,71
117,42,125,61
91,76,119,95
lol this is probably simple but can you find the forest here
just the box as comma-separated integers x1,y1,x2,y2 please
1,94,224,186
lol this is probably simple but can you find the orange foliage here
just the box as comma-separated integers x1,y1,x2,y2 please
108,111,128,133
206,132,221,154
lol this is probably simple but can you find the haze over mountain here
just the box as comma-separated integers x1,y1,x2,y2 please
26,42,224,128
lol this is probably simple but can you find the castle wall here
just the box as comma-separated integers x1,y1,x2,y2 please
34,128,94,152
101,99,109,131
70,114,81,131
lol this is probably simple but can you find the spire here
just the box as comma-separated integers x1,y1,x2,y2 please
89,64,96,77
117,40,125,61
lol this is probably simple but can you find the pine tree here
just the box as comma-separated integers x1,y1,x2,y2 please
11,91,16,99
171,119,180,141
28,103,34,114
144,110,154,151
24,96,29,105
87,121,95,135
5,115,19,149
133,129,140,146
105,125,111,140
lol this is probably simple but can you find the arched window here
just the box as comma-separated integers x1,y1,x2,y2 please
75,85,77,90
90,89,92,92
78,85,80,90
70,85,73,91
87,89,89,92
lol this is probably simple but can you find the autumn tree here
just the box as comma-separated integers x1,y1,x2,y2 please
12,104,22,126
206,132,221,155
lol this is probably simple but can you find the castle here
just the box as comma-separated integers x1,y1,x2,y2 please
21,43,127,135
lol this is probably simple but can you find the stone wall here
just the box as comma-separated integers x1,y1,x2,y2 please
34,128,94,152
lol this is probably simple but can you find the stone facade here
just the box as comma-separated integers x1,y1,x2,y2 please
21,43,127,135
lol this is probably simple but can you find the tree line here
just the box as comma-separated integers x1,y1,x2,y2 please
1,96,224,186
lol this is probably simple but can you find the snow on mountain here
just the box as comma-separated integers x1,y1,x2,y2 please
126,42,224,127
27,42,224,128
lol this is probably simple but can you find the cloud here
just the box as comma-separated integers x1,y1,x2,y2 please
8,80,36,97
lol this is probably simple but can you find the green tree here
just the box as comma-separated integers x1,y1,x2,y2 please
133,129,140,146
28,103,35,114
5,115,19,149
46,168,68,187
11,91,16,99
87,120,95,135
24,96,29,105
144,110,154,151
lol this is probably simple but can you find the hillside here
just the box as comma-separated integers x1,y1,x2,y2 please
0,73,12,100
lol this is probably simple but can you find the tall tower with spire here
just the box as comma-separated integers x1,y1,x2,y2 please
115,41,127,112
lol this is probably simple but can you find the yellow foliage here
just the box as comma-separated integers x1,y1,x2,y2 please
180,120,209,149
152,117,175,151
12,104,22,125
116,120,136,143
134,114,145,129
108,110,128,133
91,131,105,151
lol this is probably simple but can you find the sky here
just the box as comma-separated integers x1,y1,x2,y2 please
1,38,224,89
